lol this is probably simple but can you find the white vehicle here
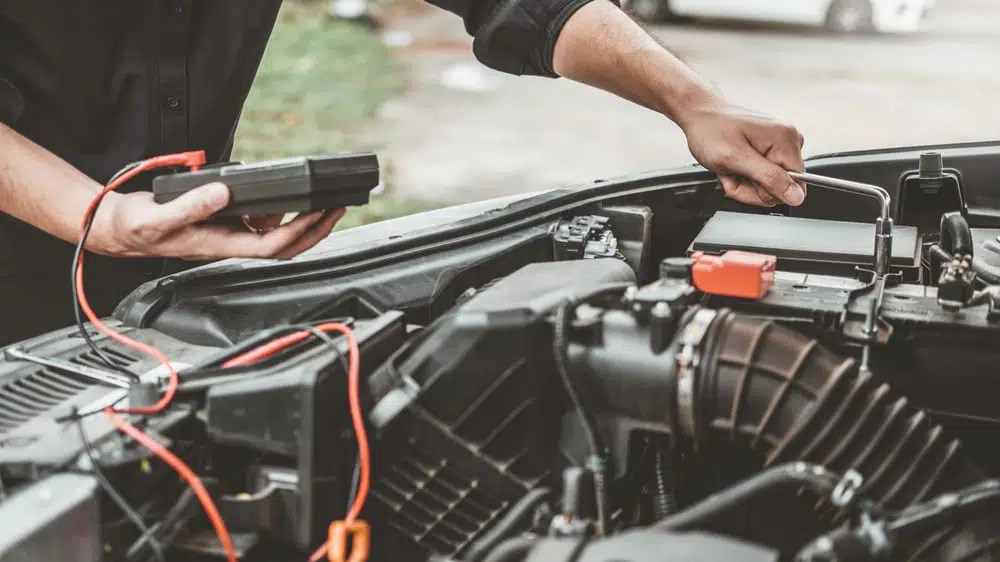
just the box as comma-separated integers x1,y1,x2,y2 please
627,0,935,33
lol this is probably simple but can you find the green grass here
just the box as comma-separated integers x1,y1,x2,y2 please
234,4,402,160
233,3,435,226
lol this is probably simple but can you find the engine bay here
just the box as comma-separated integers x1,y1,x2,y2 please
3,143,1000,561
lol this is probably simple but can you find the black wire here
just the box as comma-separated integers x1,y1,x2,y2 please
74,410,166,562
552,300,605,460
71,160,145,383
56,392,129,423
284,323,352,375
552,299,609,534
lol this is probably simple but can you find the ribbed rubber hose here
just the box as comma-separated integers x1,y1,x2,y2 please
694,312,996,560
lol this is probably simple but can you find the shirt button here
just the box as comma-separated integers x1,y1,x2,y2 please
164,96,183,110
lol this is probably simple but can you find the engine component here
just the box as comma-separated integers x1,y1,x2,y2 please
796,479,1000,562
655,464,848,533
366,259,636,558
359,246,1000,561
897,152,967,232
567,305,995,558
937,255,976,310
552,216,619,261
689,212,919,280
940,211,975,258
688,250,776,300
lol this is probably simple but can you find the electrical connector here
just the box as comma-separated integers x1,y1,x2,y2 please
690,251,777,300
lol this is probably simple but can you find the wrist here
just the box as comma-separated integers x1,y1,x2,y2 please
670,85,726,132
86,192,133,257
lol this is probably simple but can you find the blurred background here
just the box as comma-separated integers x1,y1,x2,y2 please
232,0,999,228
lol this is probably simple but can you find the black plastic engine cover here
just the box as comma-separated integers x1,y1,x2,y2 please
366,258,636,560
691,211,921,280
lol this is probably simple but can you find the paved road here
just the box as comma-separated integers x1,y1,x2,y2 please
369,0,1000,204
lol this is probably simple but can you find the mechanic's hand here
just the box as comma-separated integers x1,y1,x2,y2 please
91,182,344,260
681,101,806,207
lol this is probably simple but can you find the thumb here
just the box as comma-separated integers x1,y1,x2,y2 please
734,152,805,206
154,182,231,230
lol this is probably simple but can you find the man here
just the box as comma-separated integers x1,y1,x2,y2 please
0,0,806,345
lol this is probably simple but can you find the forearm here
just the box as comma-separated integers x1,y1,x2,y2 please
552,0,720,128
0,123,118,249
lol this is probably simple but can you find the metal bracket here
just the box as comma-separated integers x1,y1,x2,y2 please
3,346,132,388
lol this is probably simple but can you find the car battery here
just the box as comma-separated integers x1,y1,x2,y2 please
688,211,921,281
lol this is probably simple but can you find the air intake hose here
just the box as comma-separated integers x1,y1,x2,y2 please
696,311,982,510
569,308,995,560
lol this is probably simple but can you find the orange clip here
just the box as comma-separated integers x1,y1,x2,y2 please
690,250,777,299
327,520,371,562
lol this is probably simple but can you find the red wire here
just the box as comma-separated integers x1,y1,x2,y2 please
107,410,236,558
220,330,315,368
222,325,368,562
75,151,237,562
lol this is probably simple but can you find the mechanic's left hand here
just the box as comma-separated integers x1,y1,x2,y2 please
680,100,806,207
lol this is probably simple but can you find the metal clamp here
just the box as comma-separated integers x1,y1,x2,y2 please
831,469,864,509
789,172,894,278
674,308,718,437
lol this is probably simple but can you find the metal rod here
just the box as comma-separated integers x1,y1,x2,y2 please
3,347,132,388
789,172,891,221
789,171,894,276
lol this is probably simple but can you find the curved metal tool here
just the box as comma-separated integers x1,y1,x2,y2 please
789,171,894,277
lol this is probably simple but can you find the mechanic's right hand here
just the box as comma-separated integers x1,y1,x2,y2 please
90,182,344,260
680,100,806,207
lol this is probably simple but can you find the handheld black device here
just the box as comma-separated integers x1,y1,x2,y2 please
152,153,379,216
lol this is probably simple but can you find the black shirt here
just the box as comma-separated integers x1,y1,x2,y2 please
0,0,593,344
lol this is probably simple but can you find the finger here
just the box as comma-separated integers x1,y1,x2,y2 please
764,141,807,197
248,211,326,257
160,211,324,259
152,182,231,231
730,151,805,207
273,208,346,259
720,175,780,207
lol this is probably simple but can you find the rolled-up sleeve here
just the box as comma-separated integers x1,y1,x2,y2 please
0,74,25,126
427,0,599,77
